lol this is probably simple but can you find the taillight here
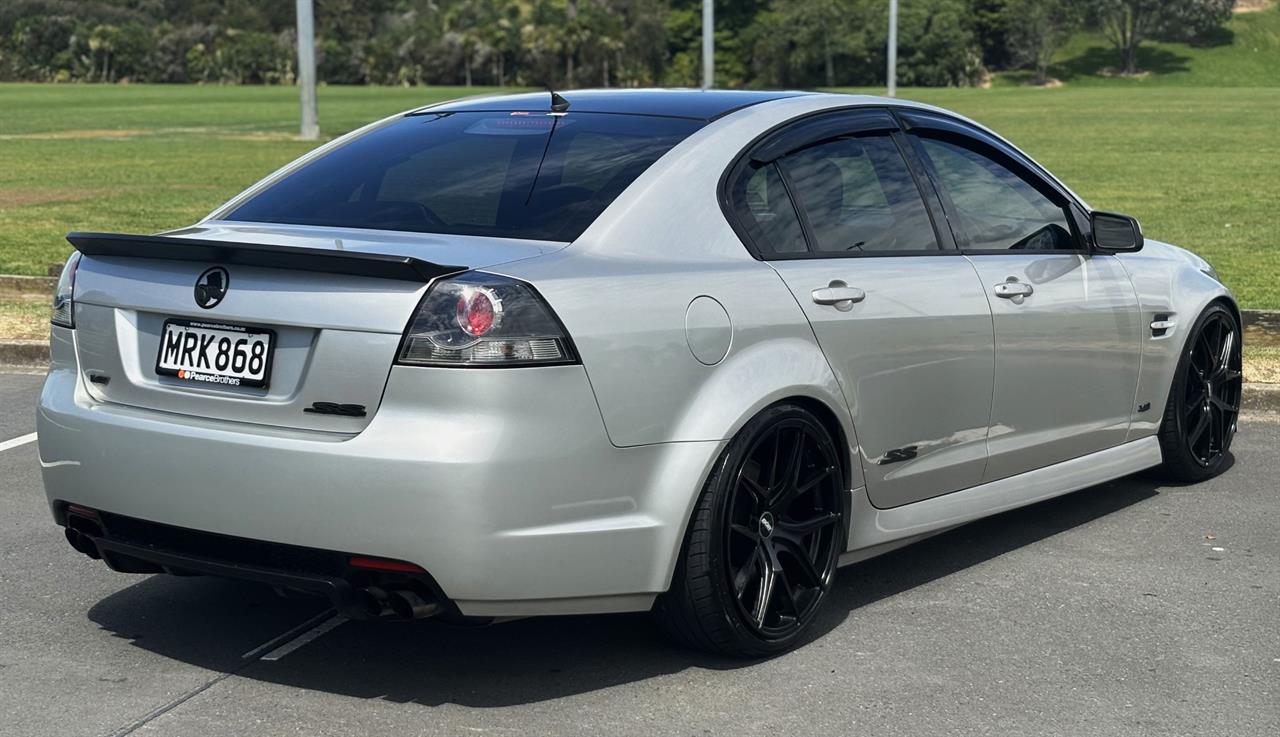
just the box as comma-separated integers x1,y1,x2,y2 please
51,251,81,329
397,272,575,367
348,556,426,574
456,286,499,337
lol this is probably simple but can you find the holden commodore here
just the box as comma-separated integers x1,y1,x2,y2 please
39,89,1241,656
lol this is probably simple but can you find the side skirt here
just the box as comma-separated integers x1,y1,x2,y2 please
455,593,658,618
841,436,1163,561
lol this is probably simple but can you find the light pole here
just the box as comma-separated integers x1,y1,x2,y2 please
296,0,319,140
886,0,898,98
702,0,714,90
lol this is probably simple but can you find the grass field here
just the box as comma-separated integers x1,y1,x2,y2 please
0,22,1277,310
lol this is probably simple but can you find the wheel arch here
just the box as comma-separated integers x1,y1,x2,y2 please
659,390,861,594
1154,296,1242,480
781,395,855,500
1209,294,1242,334
1119,241,1240,442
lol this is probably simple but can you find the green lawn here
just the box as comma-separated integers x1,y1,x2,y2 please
0,81,1276,309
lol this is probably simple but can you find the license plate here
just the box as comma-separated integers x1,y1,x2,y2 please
156,319,275,389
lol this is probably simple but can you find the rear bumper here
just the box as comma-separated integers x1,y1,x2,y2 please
38,327,722,616
61,507,383,619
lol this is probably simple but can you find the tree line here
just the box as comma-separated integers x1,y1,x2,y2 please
0,0,1237,88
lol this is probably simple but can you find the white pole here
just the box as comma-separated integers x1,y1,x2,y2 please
702,0,714,90
886,0,898,98
296,0,319,140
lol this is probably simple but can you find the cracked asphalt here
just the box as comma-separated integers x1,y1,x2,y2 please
1,371,1276,736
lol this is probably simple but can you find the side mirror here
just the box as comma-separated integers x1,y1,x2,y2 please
1091,211,1144,252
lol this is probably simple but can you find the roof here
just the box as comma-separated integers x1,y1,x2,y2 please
417,88,817,122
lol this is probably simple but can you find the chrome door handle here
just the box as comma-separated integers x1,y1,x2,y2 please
812,281,866,310
993,279,1034,300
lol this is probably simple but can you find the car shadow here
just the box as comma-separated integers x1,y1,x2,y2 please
87,465,1214,708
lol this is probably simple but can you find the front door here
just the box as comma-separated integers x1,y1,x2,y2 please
723,110,996,508
905,121,1143,482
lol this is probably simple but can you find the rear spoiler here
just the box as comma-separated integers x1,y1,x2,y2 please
66,232,464,283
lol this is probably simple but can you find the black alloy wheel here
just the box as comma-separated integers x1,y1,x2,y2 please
1158,303,1242,481
725,417,843,638
656,404,845,657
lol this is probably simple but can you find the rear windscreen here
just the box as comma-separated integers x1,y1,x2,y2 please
226,111,704,242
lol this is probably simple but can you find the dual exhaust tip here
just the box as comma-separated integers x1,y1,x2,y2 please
65,526,102,560
357,585,441,621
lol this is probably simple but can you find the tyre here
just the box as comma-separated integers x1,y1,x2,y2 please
655,403,846,657
1156,302,1242,482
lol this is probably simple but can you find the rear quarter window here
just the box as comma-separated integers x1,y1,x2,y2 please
227,112,703,242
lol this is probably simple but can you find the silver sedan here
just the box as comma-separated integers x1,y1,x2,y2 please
39,90,1241,656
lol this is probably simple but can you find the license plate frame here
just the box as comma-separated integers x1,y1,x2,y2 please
155,319,276,390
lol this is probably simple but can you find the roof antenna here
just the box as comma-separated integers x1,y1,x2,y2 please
549,90,570,113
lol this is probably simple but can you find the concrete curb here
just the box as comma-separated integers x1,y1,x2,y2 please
0,340,50,367
1242,309,1280,345
1242,383,1280,414
0,275,57,295
1242,309,1280,327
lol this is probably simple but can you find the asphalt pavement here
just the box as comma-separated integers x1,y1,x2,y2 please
1,371,1276,737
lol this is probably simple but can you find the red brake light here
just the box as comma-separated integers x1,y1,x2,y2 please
348,556,426,574
66,503,100,521
456,288,498,337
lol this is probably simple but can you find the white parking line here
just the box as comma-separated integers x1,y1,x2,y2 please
240,608,338,660
0,432,37,453
259,613,348,661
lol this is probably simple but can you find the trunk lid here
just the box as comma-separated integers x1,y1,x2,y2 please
70,222,563,432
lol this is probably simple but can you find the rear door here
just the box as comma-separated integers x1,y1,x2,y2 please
725,109,996,508
902,112,1143,482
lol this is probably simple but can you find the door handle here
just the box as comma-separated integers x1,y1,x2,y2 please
993,278,1034,300
811,281,866,310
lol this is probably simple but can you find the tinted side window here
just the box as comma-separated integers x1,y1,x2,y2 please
729,162,808,256
917,137,1075,252
778,135,938,254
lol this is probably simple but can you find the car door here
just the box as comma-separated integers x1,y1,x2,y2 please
902,112,1143,482
723,109,996,508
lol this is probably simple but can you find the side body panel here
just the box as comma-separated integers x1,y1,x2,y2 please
966,253,1145,481
1115,240,1239,439
769,257,996,508
493,251,858,477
